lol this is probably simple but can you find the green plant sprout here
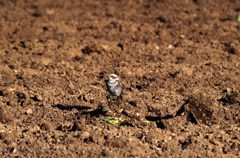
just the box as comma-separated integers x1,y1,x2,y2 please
129,109,138,114
236,14,240,21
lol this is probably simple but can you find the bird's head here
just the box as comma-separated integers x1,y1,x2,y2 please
108,74,119,83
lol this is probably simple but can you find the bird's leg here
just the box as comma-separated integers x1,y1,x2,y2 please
117,95,123,105
107,95,111,107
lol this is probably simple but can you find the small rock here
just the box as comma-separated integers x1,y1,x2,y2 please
83,94,94,103
41,123,51,131
0,89,9,96
80,131,90,140
29,125,40,133
82,44,106,54
26,109,33,115
180,35,185,38
34,95,43,101
167,45,173,49
225,92,239,104
0,132,6,139
68,82,75,89
71,122,82,131
11,147,17,154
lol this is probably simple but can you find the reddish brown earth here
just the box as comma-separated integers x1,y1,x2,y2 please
1,0,240,157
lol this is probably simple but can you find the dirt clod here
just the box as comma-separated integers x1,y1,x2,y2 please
225,92,239,104
185,95,215,124
41,122,51,131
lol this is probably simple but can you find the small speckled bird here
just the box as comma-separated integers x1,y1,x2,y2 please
106,74,123,105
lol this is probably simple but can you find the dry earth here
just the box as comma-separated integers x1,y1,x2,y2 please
0,0,240,157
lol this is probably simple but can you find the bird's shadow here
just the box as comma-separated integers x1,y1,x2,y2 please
53,104,92,111
52,104,104,117
145,115,174,121
145,115,173,129
145,99,190,129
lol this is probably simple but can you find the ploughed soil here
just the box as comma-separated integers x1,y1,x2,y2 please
1,0,240,157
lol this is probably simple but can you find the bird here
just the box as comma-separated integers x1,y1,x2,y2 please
106,74,123,106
